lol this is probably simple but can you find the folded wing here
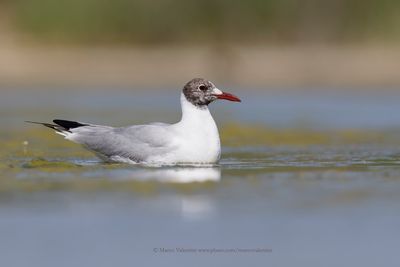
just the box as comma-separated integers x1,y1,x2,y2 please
67,123,176,162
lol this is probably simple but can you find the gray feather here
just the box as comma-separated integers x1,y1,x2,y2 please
68,124,176,162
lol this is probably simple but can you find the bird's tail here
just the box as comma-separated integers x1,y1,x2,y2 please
26,119,89,137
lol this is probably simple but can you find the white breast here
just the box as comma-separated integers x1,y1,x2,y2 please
148,94,221,164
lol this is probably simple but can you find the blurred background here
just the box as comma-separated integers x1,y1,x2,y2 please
1,0,400,87
1,1,400,267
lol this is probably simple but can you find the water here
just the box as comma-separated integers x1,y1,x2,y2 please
1,87,400,267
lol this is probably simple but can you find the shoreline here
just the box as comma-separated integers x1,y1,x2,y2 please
1,42,400,89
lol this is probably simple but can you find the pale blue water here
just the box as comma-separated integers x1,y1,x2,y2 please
1,87,400,267
2,87,400,129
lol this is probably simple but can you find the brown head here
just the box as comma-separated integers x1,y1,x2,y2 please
182,78,241,107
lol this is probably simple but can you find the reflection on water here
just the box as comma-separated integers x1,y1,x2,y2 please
110,167,221,183
179,196,216,220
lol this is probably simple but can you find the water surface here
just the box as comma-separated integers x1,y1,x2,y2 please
1,88,400,267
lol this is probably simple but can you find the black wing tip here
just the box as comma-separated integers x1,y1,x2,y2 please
53,119,87,130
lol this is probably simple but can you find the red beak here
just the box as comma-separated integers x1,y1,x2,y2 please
215,92,241,102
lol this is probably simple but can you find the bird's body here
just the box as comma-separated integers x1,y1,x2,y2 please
27,78,240,165
63,94,221,164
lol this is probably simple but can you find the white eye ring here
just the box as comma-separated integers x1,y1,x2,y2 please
198,84,207,91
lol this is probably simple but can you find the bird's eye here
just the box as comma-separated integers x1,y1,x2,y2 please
199,85,207,91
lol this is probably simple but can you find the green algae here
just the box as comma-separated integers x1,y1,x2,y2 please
1,125,400,194
22,158,79,169
220,124,390,146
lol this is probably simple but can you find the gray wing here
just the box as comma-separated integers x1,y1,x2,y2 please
68,123,176,162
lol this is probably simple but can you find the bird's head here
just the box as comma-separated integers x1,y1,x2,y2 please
182,78,241,107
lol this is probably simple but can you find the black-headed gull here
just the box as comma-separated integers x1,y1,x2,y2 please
27,78,241,165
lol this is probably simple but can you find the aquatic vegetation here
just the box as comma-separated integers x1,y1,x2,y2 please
220,123,389,146
22,158,79,169
1,123,399,194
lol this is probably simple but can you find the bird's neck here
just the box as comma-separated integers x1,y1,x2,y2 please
179,93,214,125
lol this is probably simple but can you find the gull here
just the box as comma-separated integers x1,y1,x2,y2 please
27,78,241,165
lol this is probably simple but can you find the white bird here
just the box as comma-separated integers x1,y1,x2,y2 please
27,78,241,165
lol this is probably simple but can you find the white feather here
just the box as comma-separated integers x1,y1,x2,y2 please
58,93,221,165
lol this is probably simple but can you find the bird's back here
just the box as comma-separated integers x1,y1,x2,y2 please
67,123,177,163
